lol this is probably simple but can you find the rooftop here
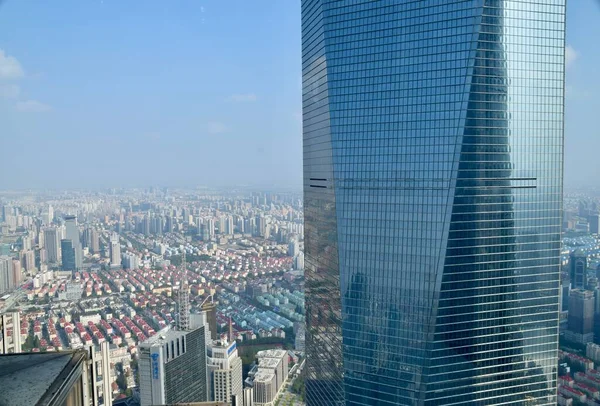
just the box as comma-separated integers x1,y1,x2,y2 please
0,351,87,406
253,370,276,383
139,327,186,347
258,357,281,369
256,349,287,359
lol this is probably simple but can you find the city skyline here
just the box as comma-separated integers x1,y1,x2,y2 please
0,1,596,406
0,0,598,189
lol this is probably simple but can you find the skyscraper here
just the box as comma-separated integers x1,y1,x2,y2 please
302,1,565,404
109,233,121,267
64,215,82,269
0,256,14,294
570,249,588,290
61,239,76,272
207,218,215,240
44,227,61,263
206,338,243,403
90,228,100,254
566,289,595,344
138,326,208,406
20,249,35,272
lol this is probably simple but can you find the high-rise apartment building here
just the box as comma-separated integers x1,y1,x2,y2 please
11,260,22,287
0,311,21,354
88,341,113,406
64,215,82,269
226,216,235,235
90,228,100,254
207,218,215,240
20,249,35,272
44,227,61,264
288,240,299,257
138,326,208,406
302,1,565,404
109,233,121,267
0,256,15,294
206,339,243,403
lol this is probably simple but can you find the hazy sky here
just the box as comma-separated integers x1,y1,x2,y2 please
0,1,598,189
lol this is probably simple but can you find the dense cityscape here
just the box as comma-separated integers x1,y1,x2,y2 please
0,188,306,406
4,187,600,405
3,0,598,405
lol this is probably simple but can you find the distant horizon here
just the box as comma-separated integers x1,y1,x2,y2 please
2,181,600,194
0,0,598,189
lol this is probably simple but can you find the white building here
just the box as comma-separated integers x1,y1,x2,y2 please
89,341,113,406
293,252,304,270
122,252,139,270
207,219,215,240
109,233,121,268
58,281,83,301
226,216,235,235
206,338,243,403
0,312,21,354
252,371,277,405
588,342,600,364
256,349,289,392
246,349,289,406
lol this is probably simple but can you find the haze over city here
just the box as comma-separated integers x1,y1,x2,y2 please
0,0,598,189
1,1,600,406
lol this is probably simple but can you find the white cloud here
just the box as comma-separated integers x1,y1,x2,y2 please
0,49,24,79
226,93,257,103
566,45,578,69
200,6,205,12
16,100,51,112
0,84,20,99
207,122,227,134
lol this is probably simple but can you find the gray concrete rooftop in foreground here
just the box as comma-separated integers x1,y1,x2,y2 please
0,351,86,406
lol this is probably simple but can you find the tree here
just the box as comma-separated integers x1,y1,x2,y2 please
116,373,127,391
291,375,305,401
23,335,34,351
130,358,138,370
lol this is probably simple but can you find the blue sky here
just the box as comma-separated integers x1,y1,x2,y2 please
0,1,597,189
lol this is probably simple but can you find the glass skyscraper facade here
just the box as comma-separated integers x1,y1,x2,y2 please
302,1,565,405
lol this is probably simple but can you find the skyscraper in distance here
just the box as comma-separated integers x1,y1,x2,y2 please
61,239,76,272
570,249,587,290
109,233,121,267
44,227,61,263
0,256,14,294
302,1,565,405
64,215,82,269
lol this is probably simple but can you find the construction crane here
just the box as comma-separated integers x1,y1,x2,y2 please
178,247,190,331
